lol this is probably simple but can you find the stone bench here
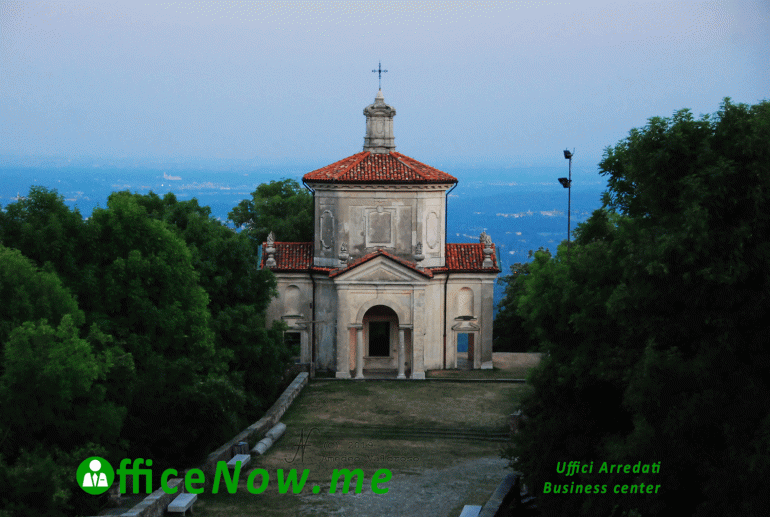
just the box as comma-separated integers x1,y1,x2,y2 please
167,493,197,515
459,504,482,517
227,453,251,470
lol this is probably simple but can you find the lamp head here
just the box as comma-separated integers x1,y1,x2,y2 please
563,149,572,160
558,177,571,188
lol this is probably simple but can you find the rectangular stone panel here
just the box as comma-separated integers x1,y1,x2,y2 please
365,208,396,247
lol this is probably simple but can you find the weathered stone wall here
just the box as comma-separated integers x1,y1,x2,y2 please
314,276,337,371
444,273,497,370
266,273,314,363
423,277,447,370
94,373,309,517
311,185,451,268
202,372,309,482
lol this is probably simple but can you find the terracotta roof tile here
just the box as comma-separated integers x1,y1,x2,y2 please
303,151,458,184
436,243,500,273
260,242,313,271
260,243,499,275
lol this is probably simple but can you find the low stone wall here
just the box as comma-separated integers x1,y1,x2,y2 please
96,372,309,516
203,372,309,480
118,478,184,517
478,473,520,517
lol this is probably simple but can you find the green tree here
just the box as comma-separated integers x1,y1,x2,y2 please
506,99,770,516
0,316,126,454
229,178,313,243
494,247,550,352
0,186,88,294
84,193,244,467
0,245,81,351
0,247,130,517
125,191,292,420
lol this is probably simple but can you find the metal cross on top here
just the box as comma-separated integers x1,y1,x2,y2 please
372,61,388,90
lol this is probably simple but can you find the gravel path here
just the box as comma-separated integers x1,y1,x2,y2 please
298,456,509,516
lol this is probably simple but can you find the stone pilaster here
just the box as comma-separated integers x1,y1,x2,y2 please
335,290,351,378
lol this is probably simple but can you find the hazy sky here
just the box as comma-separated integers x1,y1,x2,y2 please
1,1,767,169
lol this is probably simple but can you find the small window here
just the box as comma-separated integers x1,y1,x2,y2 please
284,332,301,356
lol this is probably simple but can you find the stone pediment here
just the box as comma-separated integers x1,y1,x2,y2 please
333,255,428,283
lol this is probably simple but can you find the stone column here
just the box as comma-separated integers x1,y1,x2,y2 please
335,291,351,378
481,278,495,369
355,328,365,379
397,328,406,379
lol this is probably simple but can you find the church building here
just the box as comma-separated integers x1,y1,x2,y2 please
262,89,499,379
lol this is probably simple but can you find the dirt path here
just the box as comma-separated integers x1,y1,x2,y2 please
298,457,509,516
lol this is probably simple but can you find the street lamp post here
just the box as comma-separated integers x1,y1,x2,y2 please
558,149,574,261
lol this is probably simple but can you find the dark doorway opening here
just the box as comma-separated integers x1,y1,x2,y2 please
284,332,301,358
369,321,390,357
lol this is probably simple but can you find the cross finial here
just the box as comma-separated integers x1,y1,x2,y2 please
372,61,387,90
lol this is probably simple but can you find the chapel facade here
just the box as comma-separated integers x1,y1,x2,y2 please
262,89,499,379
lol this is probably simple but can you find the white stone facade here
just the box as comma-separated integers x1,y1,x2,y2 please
262,90,499,378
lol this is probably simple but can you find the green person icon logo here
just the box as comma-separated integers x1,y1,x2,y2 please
77,456,115,495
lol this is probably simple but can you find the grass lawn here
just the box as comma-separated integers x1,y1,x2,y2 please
191,354,540,517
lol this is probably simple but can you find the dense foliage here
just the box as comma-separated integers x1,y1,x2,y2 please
0,186,293,516
504,99,770,516
493,248,550,352
228,178,313,244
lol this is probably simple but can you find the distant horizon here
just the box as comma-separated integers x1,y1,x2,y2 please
0,151,602,171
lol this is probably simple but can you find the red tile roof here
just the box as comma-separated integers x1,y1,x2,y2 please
261,243,499,275
260,242,313,271
329,249,434,278
303,151,458,184
439,243,501,273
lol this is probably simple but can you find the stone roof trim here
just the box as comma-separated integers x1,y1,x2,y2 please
329,249,434,278
260,242,313,271
303,151,458,184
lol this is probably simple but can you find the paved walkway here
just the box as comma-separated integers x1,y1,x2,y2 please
297,457,509,517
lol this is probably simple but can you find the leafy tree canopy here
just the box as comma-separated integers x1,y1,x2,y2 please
0,184,298,515
0,186,88,294
0,245,82,349
506,98,770,517
229,178,313,244
119,190,291,419
0,247,131,517
493,247,551,353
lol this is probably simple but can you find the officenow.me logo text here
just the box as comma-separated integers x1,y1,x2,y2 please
77,457,115,495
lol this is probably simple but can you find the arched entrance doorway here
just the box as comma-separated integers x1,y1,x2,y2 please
363,305,398,364
352,305,409,378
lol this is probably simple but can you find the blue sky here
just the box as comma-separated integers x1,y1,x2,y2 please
1,1,767,170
